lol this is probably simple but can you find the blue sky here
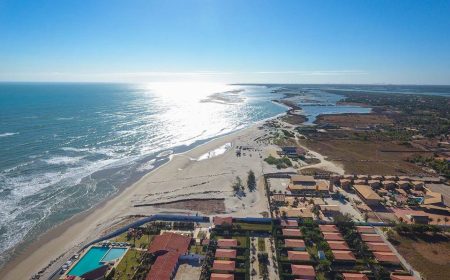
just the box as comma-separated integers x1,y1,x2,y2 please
0,0,449,84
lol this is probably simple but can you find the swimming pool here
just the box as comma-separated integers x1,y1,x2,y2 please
67,247,127,276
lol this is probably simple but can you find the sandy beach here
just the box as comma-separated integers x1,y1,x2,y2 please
0,122,282,280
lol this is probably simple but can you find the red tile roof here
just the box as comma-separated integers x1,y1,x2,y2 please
319,225,339,232
281,219,299,227
323,232,344,241
287,251,310,261
148,232,191,255
217,239,238,248
282,228,302,237
332,250,356,261
146,233,191,280
373,252,400,264
215,249,237,259
291,264,316,279
390,275,415,280
213,216,233,226
361,234,383,242
284,239,306,248
366,242,391,252
327,241,350,250
356,226,376,234
146,251,179,280
212,260,235,271
342,273,369,280
210,273,235,280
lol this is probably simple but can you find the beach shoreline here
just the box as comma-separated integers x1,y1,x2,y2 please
0,116,280,280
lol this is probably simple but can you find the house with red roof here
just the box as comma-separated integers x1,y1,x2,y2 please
319,225,339,232
327,241,350,250
342,273,369,280
323,232,344,241
332,250,356,261
212,260,235,272
210,273,234,280
280,219,299,227
217,239,238,248
290,264,316,280
213,216,233,227
356,226,376,234
373,252,401,264
284,239,306,250
390,274,415,280
360,234,383,242
146,232,192,280
282,228,302,237
287,251,310,261
366,242,391,252
215,249,237,259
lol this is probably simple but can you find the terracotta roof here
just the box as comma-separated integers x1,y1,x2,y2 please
390,275,415,280
361,234,383,242
342,273,369,280
217,239,238,248
210,273,234,280
373,252,400,264
146,251,180,280
327,241,350,250
291,264,316,279
282,228,303,237
287,251,310,261
215,249,237,259
148,232,191,255
212,260,235,271
284,239,306,248
213,216,233,226
332,250,356,261
201,239,210,245
323,232,344,241
366,242,391,252
319,225,339,232
353,185,382,201
356,226,376,234
281,219,299,227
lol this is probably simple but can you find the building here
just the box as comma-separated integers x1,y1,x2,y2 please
319,225,339,232
327,241,350,250
343,273,369,280
319,205,341,217
323,232,345,241
382,180,398,190
332,250,356,261
354,179,367,185
411,181,424,190
146,232,192,280
291,264,316,280
341,179,352,190
366,242,392,252
397,181,411,189
215,249,237,259
217,239,238,248
284,239,306,250
271,194,286,206
287,251,310,261
405,213,430,224
356,226,376,234
280,219,298,227
353,185,382,206
373,252,400,264
213,216,233,227
282,228,302,237
280,207,313,219
390,275,415,280
360,234,383,243
210,274,234,280
212,260,235,272
423,190,444,206
370,175,383,180
368,180,382,188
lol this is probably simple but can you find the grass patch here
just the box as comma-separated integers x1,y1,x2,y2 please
189,244,205,255
113,232,153,249
258,238,266,252
235,222,272,232
113,249,143,280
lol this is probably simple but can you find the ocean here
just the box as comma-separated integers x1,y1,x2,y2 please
0,82,448,266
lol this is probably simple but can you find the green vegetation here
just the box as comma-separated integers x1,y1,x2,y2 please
232,176,245,194
409,155,450,178
114,232,153,249
264,155,292,169
113,249,143,280
257,238,266,252
247,170,256,191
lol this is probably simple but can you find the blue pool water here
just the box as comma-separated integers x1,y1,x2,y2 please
67,247,127,276
101,247,127,262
